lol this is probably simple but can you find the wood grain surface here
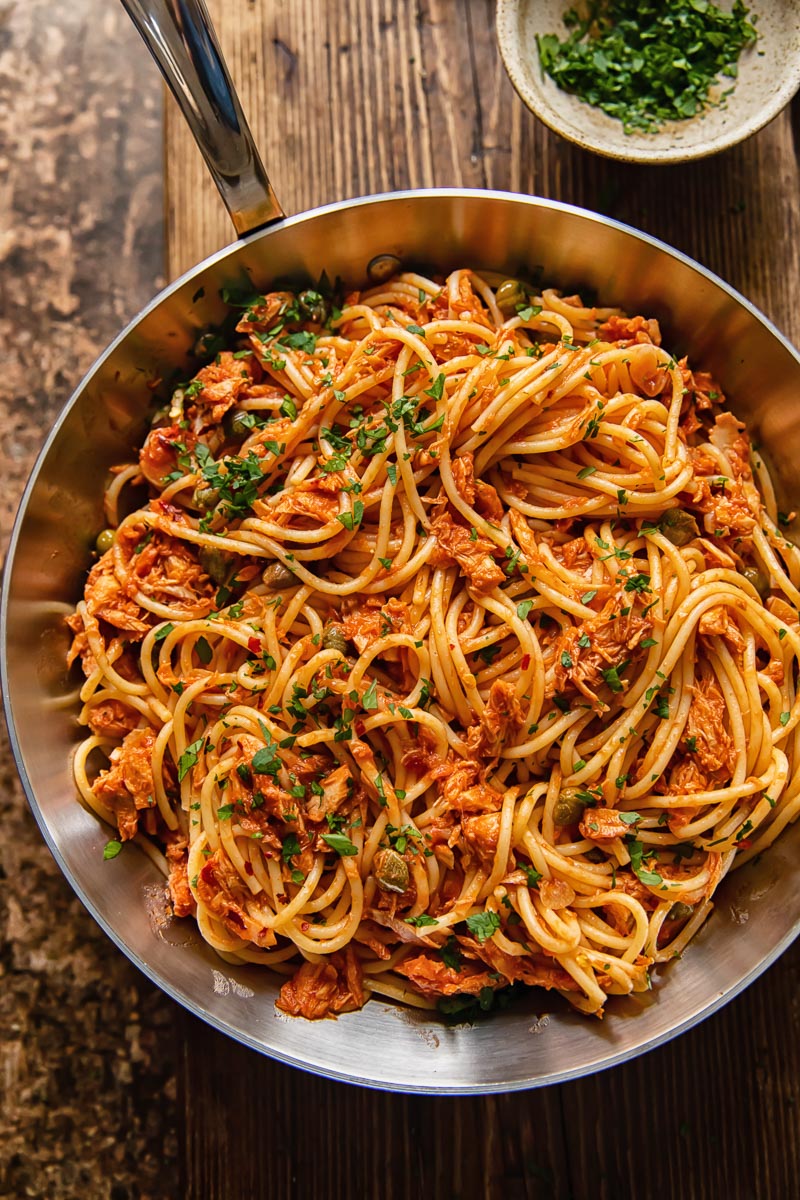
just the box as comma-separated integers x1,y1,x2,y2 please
0,4,179,1198
166,3,800,1197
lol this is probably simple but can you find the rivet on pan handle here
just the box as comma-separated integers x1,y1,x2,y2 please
121,0,285,237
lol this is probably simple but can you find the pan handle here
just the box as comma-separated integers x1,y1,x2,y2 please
121,0,285,236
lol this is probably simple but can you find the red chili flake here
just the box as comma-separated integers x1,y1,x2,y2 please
200,863,216,885
247,636,261,653
154,498,185,522
300,921,310,932
226,909,245,929
738,838,752,849
244,861,254,876
355,719,366,736
520,654,531,670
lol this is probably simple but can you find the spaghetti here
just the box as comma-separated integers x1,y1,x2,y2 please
67,269,800,1020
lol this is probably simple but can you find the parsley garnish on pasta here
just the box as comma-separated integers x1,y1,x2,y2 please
69,268,800,1020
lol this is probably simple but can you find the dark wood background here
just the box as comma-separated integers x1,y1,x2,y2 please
169,4,800,1199
3,1,799,1197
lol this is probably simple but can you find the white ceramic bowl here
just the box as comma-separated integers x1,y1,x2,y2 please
496,0,800,164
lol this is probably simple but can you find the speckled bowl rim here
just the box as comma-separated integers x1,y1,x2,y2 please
496,0,800,164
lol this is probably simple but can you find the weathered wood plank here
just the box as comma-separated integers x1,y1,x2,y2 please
166,4,800,1198
179,943,800,1200
166,1,800,351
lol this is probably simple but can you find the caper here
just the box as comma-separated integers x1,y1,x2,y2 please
199,545,234,584
657,508,699,547
553,786,589,827
193,331,225,358
495,279,530,316
95,528,115,554
668,901,694,922
224,409,255,440
192,484,220,511
742,565,770,599
373,848,410,894
297,288,329,325
322,626,348,655
263,561,297,590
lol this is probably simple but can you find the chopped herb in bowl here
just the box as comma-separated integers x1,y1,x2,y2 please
537,0,759,134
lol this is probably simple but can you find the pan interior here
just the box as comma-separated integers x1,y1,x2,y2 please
5,191,800,1092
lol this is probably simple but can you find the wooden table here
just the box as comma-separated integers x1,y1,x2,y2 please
166,4,800,1197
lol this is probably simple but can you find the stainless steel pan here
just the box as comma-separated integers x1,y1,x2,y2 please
4,0,800,1094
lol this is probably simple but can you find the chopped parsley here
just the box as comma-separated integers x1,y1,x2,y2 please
281,833,301,862
521,863,542,888
251,724,280,777
177,737,204,782
195,636,213,665
627,838,663,886
465,910,501,944
424,373,445,402
337,500,364,531
537,1,758,135
441,936,462,971
321,832,359,857
199,450,265,519
601,665,625,693
624,573,651,594
278,330,317,354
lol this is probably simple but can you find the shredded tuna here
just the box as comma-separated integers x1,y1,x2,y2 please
579,807,632,842
305,764,354,821
450,451,504,522
464,681,524,757
197,849,276,945
116,526,214,614
188,351,260,425
271,482,341,524
140,423,196,487
552,596,653,706
276,946,363,1019
84,554,151,636
235,291,294,334
462,811,502,866
685,673,736,781
598,314,661,347
394,953,501,998
92,727,158,840
86,700,141,739
430,512,505,593
165,840,195,918
698,605,745,653
340,596,411,653
468,939,581,992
